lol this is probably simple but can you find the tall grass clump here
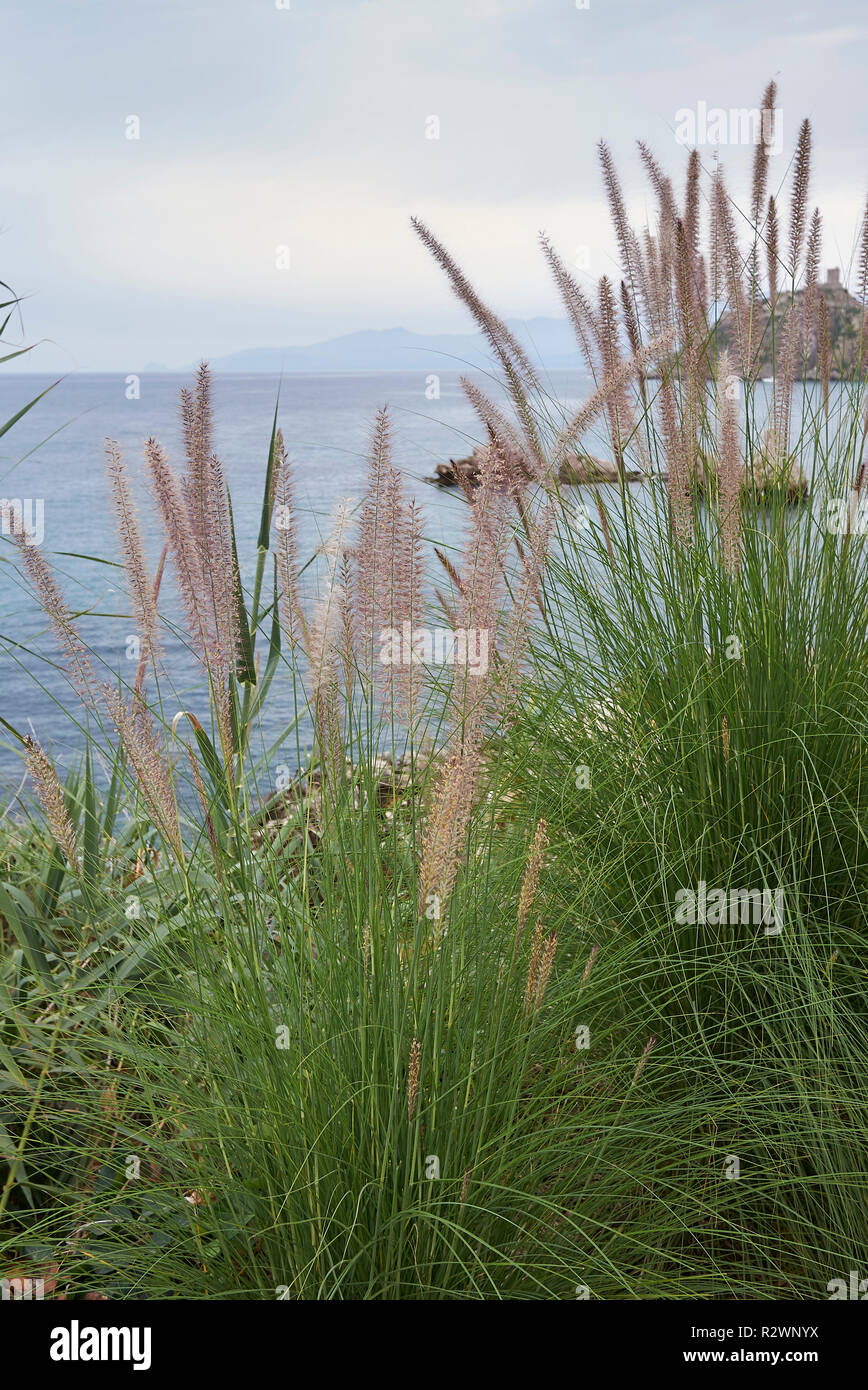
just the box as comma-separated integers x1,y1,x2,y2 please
410,83,868,1295
1,81,866,1299
1,364,613,1299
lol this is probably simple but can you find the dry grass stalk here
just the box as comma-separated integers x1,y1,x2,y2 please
766,195,779,311
104,686,183,862
772,303,803,460
7,516,97,705
448,443,512,742
407,1037,421,1121
751,82,777,228
336,551,359,701
105,441,159,669
580,943,599,992
640,227,675,339
418,747,480,921
541,226,673,474
353,409,427,719
307,499,354,699
314,677,345,801
144,439,211,664
599,141,642,297
516,818,548,948
534,929,557,1009
411,218,543,457
355,409,395,661
713,169,751,376
717,350,743,574
179,365,237,676
398,500,426,723
596,274,640,473
672,223,707,484
683,148,701,262
144,367,241,769
273,436,310,654
858,195,868,304
630,1035,656,1088
9,477,185,862
804,209,822,296
24,737,79,874
620,278,646,402
748,81,777,298
524,918,546,1016
659,373,694,547
638,142,679,234
524,917,557,1016
681,158,709,321
434,546,462,594
461,375,544,477
179,361,214,548
134,544,167,699
144,432,235,765
540,234,603,380
788,119,812,277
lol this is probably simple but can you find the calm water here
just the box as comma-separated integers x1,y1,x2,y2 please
0,370,842,794
0,369,593,789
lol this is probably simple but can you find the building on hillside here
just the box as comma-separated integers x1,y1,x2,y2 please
718,268,866,379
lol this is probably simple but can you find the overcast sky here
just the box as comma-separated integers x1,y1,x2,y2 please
3,0,868,371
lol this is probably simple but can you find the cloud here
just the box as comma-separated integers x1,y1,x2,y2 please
2,0,867,368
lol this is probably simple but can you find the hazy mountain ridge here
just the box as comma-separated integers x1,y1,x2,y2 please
201,318,583,373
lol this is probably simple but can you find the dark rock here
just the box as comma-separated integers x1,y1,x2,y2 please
557,454,644,484
425,456,480,488
427,448,643,489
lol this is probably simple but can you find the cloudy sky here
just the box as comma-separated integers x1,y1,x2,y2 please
3,0,868,371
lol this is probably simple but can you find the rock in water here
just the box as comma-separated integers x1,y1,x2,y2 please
557,454,644,484
426,448,642,488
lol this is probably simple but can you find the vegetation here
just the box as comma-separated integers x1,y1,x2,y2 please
1,82,867,1299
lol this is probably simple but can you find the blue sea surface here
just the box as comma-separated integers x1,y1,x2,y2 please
0,368,592,791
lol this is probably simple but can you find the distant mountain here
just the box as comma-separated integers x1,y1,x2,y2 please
203,319,583,373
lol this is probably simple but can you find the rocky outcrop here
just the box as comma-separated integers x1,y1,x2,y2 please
661,468,809,504
694,433,809,503
716,269,868,381
251,752,423,856
556,455,644,484
745,468,809,503
426,449,643,489
426,456,483,488
430,444,808,502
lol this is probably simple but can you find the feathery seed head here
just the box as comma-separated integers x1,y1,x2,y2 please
407,1036,421,1122
24,737,79,874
